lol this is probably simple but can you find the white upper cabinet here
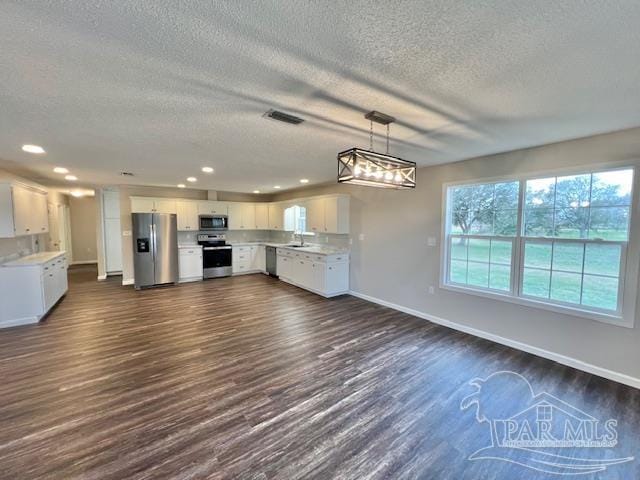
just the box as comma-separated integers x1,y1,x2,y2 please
268,203,284,230
130,197,176,214
228,202,243,229
127,195,350,234
197,201,228,215
0,183,49,237
229,203,258,230
324,196,350,234
242,203,256,229
255,204,269,230
306,196,349,234
176,201,198,231
306,198,325,233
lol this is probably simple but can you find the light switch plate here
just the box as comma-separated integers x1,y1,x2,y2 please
359,233,365,241
427,237,437,247
122,230,132,237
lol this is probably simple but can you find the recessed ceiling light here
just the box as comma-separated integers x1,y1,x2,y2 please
65,175,77,181
201,167,214,173
300,178,309,184
187,177,197,182
253,190,260,194
53,167,69,174
273,185,281,189
70,191,84,198
177,184,186,188
22,144,45,154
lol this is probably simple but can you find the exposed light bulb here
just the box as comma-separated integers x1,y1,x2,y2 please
394,173,402,182
384,171,394,181
354,165,361,176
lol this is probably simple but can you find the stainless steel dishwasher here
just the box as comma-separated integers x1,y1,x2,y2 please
266,246,278,277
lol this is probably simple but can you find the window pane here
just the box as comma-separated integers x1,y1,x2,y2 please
591,169,633,207
490,240,512,264
489,265,511,291
589,207,629,240
554,207,589,238
584,244,621,277
450,259,467,284
494,209,518,236
526,177,555,208
523,268,550,298
468,239,490,262
494,181,519,209
524,242,552,269
550,272,582,304
450,185,492,235
524,208,554,236
582,275,619,311
467,262,489,288
554,174,591,208
552,242,583,273
450,237,468,260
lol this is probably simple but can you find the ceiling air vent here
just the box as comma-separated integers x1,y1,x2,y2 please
120,171,134,176
263,109,304,125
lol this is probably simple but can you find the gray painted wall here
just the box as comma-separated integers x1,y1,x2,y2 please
274,127,640,382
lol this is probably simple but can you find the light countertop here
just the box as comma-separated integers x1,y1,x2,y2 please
2,251,66,267
227,241,349,256
178,244,202,249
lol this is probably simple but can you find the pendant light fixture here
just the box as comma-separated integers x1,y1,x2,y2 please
337,111,416,189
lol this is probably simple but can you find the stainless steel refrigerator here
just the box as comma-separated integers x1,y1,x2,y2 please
132,213,178,289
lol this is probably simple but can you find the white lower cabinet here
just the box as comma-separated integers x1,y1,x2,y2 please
178,246,203,282
0,252,68,328
232,245,266,274
276,249,349,297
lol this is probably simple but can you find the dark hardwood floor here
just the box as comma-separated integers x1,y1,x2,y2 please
0,266,638,479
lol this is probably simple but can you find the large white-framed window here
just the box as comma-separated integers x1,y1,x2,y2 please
442,166,636,326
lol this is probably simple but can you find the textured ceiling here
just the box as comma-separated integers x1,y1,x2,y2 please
1,1,640,193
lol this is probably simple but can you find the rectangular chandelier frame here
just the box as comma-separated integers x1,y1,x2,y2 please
337,148,416,189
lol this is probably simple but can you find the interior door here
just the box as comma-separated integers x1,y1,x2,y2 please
152,213,178,285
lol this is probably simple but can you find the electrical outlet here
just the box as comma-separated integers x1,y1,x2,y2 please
428,286,435,294
122,230,132,237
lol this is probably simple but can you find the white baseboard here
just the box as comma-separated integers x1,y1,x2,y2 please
0,316,39,329
122,278,134,286
349,290,640,390
71,260,98,265
97,274,107,281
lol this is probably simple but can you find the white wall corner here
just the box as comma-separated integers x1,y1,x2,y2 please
122,278,134,286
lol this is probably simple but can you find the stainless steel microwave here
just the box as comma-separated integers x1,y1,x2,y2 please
199,214,228,231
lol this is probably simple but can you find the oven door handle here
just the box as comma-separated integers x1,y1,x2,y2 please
203,246,232,250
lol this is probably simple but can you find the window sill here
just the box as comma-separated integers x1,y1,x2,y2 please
439,282,633,328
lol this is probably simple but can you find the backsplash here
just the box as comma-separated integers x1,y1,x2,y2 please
0,234,43,264
267,231,351,249
178,230,351,249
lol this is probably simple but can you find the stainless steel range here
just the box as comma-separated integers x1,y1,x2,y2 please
198,234,232,278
